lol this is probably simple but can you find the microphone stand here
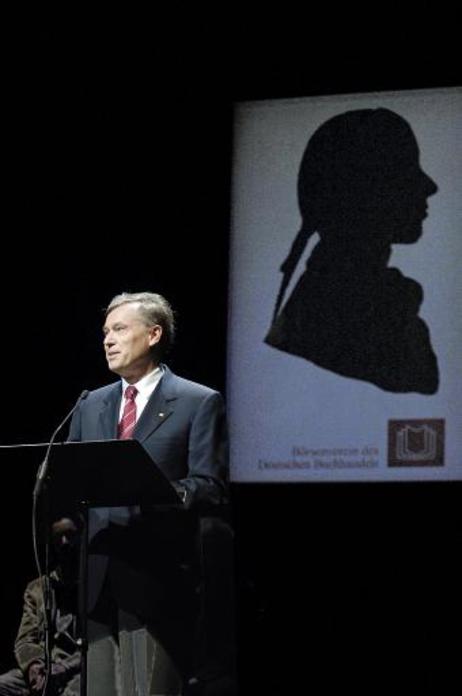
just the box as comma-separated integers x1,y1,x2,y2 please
31,390,89,696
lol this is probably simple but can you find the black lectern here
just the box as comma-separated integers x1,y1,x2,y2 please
1,439,236,695
46,439,180,508
45,439,181,696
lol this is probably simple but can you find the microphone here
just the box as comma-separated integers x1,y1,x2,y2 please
33,389,90,497
31,388,89,696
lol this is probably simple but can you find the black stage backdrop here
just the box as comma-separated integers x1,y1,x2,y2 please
1,29,460,693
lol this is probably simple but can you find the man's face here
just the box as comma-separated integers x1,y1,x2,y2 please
51,518,79,576
103,303,162,382
51,518,78,550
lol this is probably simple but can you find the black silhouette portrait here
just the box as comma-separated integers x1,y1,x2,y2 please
265,108,439,394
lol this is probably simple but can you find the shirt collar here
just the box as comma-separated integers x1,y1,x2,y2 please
121,365,163,398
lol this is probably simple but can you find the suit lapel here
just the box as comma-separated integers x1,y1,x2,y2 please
98,384,122,439
134,366,177,442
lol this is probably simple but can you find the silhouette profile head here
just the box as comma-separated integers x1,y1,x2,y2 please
266,106,439,394
297,108,437,247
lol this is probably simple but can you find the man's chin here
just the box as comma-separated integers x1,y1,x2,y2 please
107,360,124,375
393,222,423,244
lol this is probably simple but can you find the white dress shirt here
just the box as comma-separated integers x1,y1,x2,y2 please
119,365,163,423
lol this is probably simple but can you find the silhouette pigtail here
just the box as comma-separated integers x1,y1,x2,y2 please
272,224,315,322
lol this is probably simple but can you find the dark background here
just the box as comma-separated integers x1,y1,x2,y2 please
1,26,460,693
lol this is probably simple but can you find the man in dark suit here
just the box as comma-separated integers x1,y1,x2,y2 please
67,292,231,696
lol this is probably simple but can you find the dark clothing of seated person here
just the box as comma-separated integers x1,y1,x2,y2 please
0,519,80,696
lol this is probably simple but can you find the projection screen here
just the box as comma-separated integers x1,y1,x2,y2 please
227,86,462,482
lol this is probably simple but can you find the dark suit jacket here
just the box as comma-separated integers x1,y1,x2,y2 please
68,364,228,505
67,364,229,617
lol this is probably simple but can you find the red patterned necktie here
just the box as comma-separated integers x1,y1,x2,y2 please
118,385,138,439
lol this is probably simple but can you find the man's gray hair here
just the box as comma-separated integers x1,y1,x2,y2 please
106,292,175,356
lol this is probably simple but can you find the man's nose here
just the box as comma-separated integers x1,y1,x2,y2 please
422,171,438,197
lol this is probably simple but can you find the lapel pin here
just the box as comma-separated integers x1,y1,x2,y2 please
158,412,165,418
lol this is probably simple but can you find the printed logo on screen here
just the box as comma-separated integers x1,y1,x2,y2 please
388,419,445,467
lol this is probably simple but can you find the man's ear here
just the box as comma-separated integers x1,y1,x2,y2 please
148,324,163,347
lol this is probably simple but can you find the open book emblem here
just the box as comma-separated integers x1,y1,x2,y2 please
396,424,437,461
388,419,444,467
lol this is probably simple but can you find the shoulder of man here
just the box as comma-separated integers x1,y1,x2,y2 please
25,577,41,597
161,364,221,400
21,577,46,610
25,571,60,597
